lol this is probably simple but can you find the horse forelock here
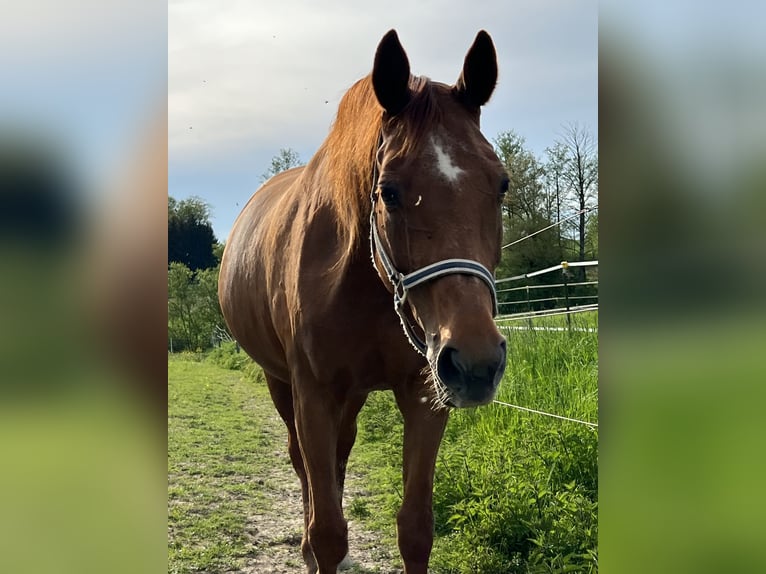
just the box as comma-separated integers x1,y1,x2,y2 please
385,76,443,160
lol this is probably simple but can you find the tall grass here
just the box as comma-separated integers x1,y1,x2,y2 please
350,311,598,573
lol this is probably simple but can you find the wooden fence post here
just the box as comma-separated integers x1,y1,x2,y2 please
562,262,572,332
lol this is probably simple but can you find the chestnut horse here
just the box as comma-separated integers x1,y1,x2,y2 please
219,30,508,574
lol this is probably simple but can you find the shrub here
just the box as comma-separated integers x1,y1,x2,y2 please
206,341,251,371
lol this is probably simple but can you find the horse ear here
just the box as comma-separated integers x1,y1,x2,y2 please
454,30,498,108
372,29,411,116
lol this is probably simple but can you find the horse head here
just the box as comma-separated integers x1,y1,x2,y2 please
370,30,508,408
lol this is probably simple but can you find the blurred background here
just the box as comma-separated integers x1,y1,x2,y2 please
600,2,766,573
0,1,166,573
1,1,764,573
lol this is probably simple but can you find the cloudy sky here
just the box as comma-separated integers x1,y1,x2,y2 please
169,0,598,241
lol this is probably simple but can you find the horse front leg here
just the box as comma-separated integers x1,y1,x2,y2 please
293,385,348,574
394,385,450,574
264,374,317,573
334,394,367,569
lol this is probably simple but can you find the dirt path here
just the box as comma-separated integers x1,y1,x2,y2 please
231,403,402,574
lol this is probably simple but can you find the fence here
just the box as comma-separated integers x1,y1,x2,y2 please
494,260,598,331
492,259,599,427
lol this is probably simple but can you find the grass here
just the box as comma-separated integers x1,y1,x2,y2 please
168,355,272,573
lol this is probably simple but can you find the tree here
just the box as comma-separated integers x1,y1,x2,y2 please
168,196,218,271
212,241,225,264
557,124,598,269
194,266,225,341
168,261,226,351
168,262,200,349
543,142,569,255
585,210,598,259
261,148,302,182
494,131,546,224
493,131,561,286
167,198,227,350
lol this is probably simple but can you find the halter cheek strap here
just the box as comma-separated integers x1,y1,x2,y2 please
369,154,499,356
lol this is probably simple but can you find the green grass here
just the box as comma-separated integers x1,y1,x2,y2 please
168,356,271,573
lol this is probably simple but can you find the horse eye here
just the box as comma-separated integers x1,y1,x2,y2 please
379,184,400,208
499,177,510,197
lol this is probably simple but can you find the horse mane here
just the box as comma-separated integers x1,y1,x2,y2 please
318,74,441,268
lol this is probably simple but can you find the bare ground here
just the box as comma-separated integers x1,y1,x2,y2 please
229,407,403,574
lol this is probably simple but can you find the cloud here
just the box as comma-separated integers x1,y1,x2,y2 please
169,0,598,162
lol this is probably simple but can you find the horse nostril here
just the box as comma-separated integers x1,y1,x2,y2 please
495,339,507,380
436,346,464,385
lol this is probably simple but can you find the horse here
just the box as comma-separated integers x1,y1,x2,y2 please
219,29,508,574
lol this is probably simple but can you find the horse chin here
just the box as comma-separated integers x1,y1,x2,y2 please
435,386,494,409
430,368,499,409
429,370,497,410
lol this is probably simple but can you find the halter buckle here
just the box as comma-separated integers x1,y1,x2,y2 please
393,280,407,308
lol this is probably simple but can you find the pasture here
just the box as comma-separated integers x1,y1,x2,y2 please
168,311,598,573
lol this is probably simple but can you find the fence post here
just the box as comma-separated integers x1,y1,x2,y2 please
525,285,533,330
562,261,572,332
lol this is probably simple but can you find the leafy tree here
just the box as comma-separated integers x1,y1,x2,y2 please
494,131,546,224
261,148,302,182
168,196,218,271
493,132,561,280
492,131,569,314
212,241,225,264
168,261,226,351
585,209,598,259
194,266,225,337
168,262,200,350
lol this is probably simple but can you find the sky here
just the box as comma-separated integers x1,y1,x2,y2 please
169,0,598,242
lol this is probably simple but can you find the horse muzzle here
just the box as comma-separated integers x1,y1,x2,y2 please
434,337,506,407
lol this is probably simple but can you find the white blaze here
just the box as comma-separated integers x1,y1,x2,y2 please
431,137,463,182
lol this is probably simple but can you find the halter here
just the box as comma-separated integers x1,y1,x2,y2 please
369,139,499,356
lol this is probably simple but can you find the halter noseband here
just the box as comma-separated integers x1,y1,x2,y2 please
369,139,499,356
